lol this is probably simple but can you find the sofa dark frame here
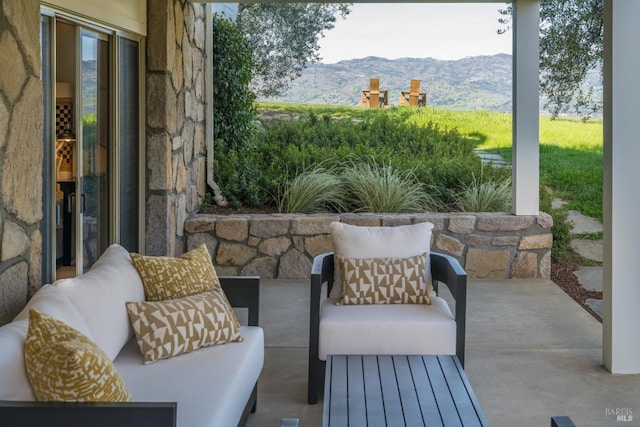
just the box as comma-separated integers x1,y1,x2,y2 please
0,275,261,427
307,252,467,405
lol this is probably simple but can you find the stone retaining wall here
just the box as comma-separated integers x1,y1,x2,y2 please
185,212,553,280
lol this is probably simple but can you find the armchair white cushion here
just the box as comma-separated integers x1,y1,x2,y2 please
318,296,456,360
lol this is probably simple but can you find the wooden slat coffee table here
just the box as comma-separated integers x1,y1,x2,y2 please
323,355,488,427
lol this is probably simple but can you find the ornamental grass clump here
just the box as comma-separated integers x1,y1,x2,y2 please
455,174,512,212
341,162,432,213
276,168,347,214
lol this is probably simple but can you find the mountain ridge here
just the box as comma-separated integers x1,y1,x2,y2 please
262,54,513,112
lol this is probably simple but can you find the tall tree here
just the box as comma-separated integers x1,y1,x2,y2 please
499,0,603,119
237,3,351,97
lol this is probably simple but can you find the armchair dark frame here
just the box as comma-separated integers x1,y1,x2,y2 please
0,276,261,427
307,252,467,404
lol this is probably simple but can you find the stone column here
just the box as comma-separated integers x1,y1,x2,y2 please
146,0,208,256
0,0,43,324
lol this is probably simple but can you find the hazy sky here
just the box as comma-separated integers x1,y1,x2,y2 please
318,3,512,63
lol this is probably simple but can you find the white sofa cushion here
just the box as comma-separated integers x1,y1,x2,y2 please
53,244,146,360
115,326,264,427
329,221,434,298
13,284,94,339
318,296,456,360
0,320,35,400
2,284,96,402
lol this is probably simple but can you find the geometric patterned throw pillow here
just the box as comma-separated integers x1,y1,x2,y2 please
329,222,434,299
24,309,132,402
130,244,221,301
338,252,432,305
126,287,243,364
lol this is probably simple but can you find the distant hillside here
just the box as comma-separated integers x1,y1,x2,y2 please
262,54,513,112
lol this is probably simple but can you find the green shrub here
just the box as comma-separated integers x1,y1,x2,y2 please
455,173,512,212
246,112,491,210
276,167,346,214
212,103,517,211
540,187,572,261
212,14,259,207
550,208,572,261
341,161,430,213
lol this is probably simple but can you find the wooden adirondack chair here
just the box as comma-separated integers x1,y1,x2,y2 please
360,78,388,108
400,79,427,107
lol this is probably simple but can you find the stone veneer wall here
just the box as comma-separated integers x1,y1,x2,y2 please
146,0,207,256
0,0,43,324
185,212,553,280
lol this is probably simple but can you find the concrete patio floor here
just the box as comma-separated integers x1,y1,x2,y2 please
245,279,640,427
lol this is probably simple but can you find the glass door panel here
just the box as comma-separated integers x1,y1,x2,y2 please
41,14,55,284
79,30,110,272
118,36,140,253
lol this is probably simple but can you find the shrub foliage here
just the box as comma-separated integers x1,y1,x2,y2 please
222,109,510,210
340,161,431,213
276,166,347,214
212,15,260,207
455,172,512,212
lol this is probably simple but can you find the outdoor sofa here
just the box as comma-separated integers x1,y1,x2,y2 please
0,244,263,427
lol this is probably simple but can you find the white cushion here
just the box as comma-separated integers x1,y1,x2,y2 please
318,296,456,360
115,326,264,427
0,320,35,400
2,284,95,402
13,284,93,339
329,221,434,298
53,244,146,360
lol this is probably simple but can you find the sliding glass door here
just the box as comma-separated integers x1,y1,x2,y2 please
78,29,110,272
118,37,141,253
41,14,55,284
41,9,144,279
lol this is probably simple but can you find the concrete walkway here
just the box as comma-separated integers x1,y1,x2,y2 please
245,279,640,427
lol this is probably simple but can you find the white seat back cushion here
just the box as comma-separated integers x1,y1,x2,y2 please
13,284,93,339
115,326,264,427
2,284,96,402
53,244,146,360
330,221,434,299
319,296,456,360
0,320,36,400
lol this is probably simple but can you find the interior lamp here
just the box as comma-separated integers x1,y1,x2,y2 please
56,123,76,181
57,123,76,142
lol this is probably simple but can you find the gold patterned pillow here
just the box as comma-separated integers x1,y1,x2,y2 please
338,252,432,305
126,287,243,364
24,309,132,402
130,244,220,301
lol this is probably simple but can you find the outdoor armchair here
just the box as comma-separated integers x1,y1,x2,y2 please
307,222,467,405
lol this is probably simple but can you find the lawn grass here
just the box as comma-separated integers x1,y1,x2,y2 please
258,101,604,221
